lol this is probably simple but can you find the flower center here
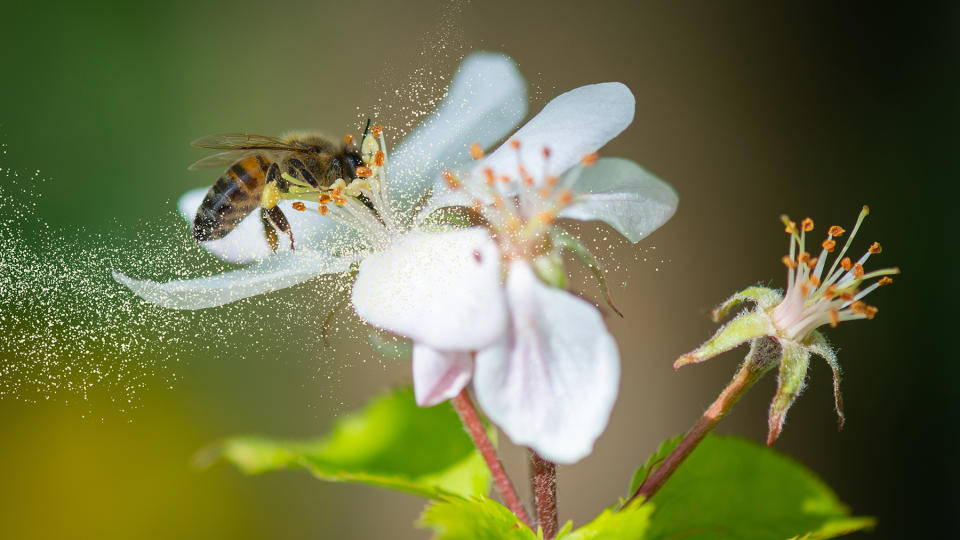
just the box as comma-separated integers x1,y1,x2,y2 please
771,206,899,341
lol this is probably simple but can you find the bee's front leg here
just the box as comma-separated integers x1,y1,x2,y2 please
287,158,319,188
259,208,280,252
263,206,295,251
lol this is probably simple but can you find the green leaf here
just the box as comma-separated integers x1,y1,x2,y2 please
629,434,683,494
558,157,678,243
645,435,875,539
557,498,654,539
418,496,536,540
205,387,490,499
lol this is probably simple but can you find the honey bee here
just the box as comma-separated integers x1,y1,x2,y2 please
188,127,367,251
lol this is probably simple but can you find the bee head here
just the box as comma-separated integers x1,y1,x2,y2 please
343,146,363,178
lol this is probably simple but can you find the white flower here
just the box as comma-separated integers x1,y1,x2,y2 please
113,52,528,309
351,82,679,463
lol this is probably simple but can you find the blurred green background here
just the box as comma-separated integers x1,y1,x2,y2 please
1,1,955,538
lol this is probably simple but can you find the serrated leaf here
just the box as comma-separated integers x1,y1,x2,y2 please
418,496,537,540
557,498,654,539
645,435,875,539
207,387,490,499
629,434,683,494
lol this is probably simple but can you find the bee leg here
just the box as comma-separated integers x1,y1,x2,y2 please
267,162,288,191
264,205,295,251
259,208,280,253
288,158,319,188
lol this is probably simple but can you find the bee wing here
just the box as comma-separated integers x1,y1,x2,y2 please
190,132,304,151
187,150,262,171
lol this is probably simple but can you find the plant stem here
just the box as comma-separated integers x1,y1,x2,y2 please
628,362,766,504
452,389,532,528
530,451,559,539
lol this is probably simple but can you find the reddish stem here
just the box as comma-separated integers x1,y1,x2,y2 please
628,363,764,504
530,451,559,539
452,390,532,528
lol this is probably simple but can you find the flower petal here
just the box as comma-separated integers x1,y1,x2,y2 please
479,82,635,183
351,228,506,351
178,187,351,265
473,261,619,464
387,52,527,212
412,343,474,407
558,157,678,243
113,249,359,310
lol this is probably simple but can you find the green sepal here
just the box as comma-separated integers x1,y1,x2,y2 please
532,251,568,290
711,286,782,322
674,310,774,369
628,434,683,495
550,227,623,317
805,330,845,430
767,341,811,444
199,386,490,499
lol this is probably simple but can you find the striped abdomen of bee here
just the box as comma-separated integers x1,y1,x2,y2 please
193,155,270,241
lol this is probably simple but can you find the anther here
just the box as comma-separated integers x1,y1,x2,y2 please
372,125,383,138
523,175,534,186
483,168,495,186
801,218,814,232
840,292,855,302
853,264,865,278
865,306,879,319
850,301,868,315
782,255,798,269
828,225,846,237
443,170,461,190
798,252,811,264
829,309,840,327
500,175,511,184
542,147,552,159
470,142,484,160
783,218,797,234
344,134,355,145
806,257,818,269
581,153,599,167
800,283,810,297
878,276,893,286
557,189,573,205
536,210,556,225
319,194,332,204
824,284,838,299
292,202,306,211
841,257,852,271
374,150,385,167
538,187,551,199
356,166,373,178
869,242,882,254
822,239,837,252
510,139,521,150
333,195,346,206
546,175,559,186
809,275,821,287
318,204,329,215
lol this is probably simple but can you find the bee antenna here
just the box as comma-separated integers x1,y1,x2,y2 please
361,118,371,141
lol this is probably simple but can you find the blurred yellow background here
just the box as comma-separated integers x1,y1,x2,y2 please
0,1,954,538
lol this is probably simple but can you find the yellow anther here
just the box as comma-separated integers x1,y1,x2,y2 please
809,275,820,287
374,150,385,167
806,257,818,269
869,242,882,254
841,257,852,271
822,239,836,252
318,204,329,215
546,175,559,186
828,225,845,237
536,210,556,225
319,193,332,204
782,255,798,269
332,195,346,206
443,170,461,190
801,218,814,232
470,143,484,160
784,220,797,235
509,139,521,150
878,276,893,286
798,252,811,264
581,152,599,166
557,189,573,205
356,166,373,178
854,263,865,278
291,201,306,211
865,305,879,319
800,283,810,297
483,168,495,186
372,125,383,138
824,284,838,299
829,309,840,327
344,133,355,145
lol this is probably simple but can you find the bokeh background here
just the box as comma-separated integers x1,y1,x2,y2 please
1,1,955,538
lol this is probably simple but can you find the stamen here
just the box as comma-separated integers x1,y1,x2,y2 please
801,218,814,232
822,239,837,252
824,284,837,299
500,175,511,184
483,168,495,186
829,225,846,237
829,309,840,327
782,217,797,235
865,306,879,319
854,264,865,278
841,257,852,271
374,150,385,167
581,153,599,167
535,210,556,225
782,255,798,269
869,242,882,254
332,195,347,206
806,257,818,269
510,139,521,150
372,125,383,138
800,283,810,297
798,252,811,265
318,204,329,215
809,275,820,287
292,202,306,211
356,166,373,178
546,176,559,186
319,194,332,204
443,170,461,190
849,301,869,315
878,276,893,286
344,134,355,145
470,142,484,160
557,189,573,205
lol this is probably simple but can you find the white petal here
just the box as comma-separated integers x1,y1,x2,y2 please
412,343,474,407
178,187,350,265
473,262,619,464
558,157,678,243
352,228,506,351
387,52,527,212
479,82,635,183
113,249,359,310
